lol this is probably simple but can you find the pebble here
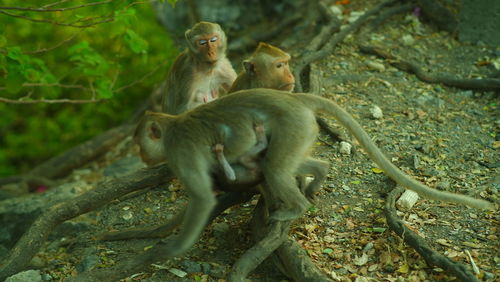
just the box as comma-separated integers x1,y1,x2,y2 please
339,141,352,155
366,61,385,72
370,105,383,119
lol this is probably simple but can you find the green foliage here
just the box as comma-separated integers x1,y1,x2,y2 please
0,0,179,176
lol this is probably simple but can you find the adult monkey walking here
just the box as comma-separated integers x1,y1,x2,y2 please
161,21,237,115
83,89,493,281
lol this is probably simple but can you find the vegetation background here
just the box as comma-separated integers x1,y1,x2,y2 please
0,0,178,176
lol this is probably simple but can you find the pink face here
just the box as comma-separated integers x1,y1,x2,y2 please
195,33,221,63
261,58,295,91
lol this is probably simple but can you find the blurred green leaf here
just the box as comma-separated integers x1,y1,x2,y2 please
124,29,148,54
6,68,24,94
96,79,113,99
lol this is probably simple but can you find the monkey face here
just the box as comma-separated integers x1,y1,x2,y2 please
263,58,295,91
195,34,221,63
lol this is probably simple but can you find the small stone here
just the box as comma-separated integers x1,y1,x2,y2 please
339,141,352,154
370,105,383,119
366,61,385,72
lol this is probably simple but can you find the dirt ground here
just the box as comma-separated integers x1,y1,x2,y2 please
27,3,499,282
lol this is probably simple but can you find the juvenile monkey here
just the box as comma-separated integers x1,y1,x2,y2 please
229,42,295,92
161,21,237,115
132,89,493,263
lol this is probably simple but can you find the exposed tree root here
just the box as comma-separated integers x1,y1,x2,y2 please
359,45,500,91
250,200,332,282
293,0,399,92
384,187,479,282
0,164,172,281
228,200,290,281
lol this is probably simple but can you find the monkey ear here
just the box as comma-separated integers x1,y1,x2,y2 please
185,29,195,51
149,122,162,140
243,60,256,76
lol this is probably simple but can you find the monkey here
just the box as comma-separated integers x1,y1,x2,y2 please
161,21,237,115
228,42,295,93
130,89,494,262
104,89,493,258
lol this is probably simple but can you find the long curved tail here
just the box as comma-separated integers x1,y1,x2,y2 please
294,93,495,210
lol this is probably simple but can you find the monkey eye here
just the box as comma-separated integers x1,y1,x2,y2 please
276,62,284,68
210,36,218,42
199,39,208,45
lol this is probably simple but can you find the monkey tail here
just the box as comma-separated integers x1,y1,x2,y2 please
294,93,495,210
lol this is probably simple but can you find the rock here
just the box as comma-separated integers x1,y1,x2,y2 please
339,141,352,155
396,189,420,210
5,270,42,282
366,61,385,72
370,105,383,119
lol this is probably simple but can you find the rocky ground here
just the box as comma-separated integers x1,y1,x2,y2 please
2,2,499,282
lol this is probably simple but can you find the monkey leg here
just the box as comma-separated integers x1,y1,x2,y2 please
213,144,236,181
297,157,330,200
98,192,255,241
262,118,316,221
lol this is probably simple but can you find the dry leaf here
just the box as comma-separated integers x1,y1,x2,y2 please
354,253,369,266
398,263,410,274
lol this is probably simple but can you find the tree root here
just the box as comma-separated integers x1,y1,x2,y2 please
384,187,479,282
293,0,399,92
228,201,290,281
359,44,500,91
249,200,332,282
0,164,172,281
